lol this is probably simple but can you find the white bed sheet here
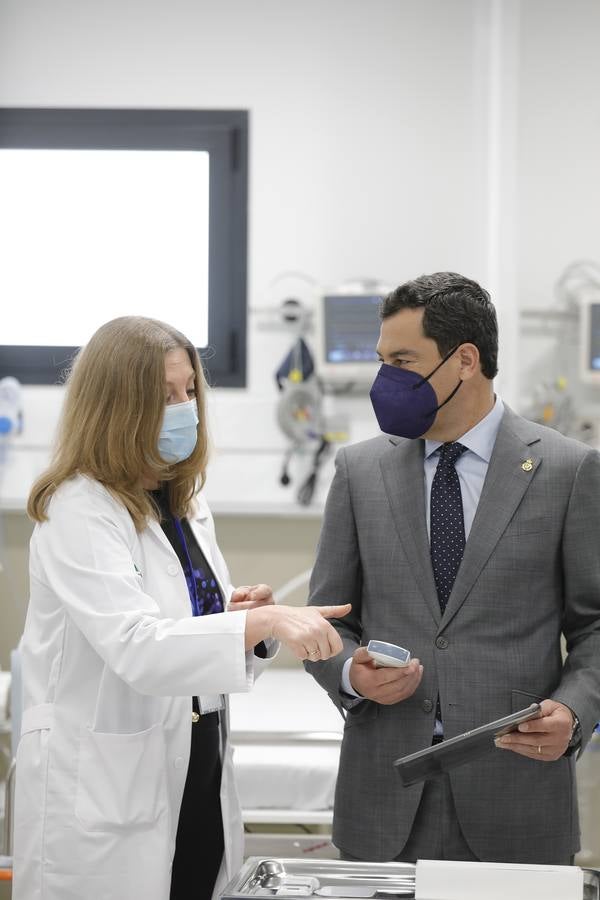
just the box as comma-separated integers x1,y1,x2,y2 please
229,668,344,734
229,668,343,814
232,742,341,812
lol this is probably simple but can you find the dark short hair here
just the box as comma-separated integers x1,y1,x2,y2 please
380,272,498,379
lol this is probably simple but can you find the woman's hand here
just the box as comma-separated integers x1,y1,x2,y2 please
245,603,352,660
228,583,274,611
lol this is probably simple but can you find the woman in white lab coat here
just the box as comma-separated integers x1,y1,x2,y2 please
12,317,348,900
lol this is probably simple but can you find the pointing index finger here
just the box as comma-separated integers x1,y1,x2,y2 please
317,604,352,618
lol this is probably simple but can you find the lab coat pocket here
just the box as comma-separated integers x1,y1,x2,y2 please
75,723,168,831
14,727,50,839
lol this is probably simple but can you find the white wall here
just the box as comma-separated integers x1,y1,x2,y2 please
513,0,600,428
0,0,519,514
517,0,600,307
3,0,599,667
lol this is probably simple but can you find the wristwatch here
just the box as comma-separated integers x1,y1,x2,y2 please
568,711,582,750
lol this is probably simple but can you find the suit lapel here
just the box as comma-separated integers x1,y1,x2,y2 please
380,438,441,626
441,407,542,629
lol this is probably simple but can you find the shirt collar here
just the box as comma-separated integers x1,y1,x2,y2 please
424,396,505,462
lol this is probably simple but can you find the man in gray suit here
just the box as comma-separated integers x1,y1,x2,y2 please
305,272,600,865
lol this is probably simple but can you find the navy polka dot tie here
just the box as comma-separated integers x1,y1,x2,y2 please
430,442,468,613
430,442,467,732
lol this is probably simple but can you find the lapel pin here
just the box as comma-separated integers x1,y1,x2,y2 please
521,459,534,472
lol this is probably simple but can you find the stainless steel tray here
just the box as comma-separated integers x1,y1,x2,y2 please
221,857,600,900
223,858,415,899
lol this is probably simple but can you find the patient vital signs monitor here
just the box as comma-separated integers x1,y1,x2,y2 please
579,295,600,384
317,293,382,385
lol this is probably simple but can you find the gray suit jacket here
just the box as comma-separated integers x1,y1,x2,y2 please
305,406,600,863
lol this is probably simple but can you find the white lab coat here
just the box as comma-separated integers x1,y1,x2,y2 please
12,474,275,900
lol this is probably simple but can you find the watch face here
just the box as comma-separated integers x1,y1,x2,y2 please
569,716,582,747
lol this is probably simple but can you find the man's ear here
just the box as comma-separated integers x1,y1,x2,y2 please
457,343,480,380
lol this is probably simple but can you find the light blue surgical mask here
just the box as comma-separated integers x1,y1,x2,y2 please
158,399,199,463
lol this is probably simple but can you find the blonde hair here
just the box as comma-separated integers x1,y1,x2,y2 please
28,317,209,530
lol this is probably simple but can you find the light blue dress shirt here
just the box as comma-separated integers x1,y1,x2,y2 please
341,397,505,701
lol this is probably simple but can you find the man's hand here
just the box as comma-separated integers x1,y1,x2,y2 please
494,699,575,760
349,646,423,705
228,584,274,611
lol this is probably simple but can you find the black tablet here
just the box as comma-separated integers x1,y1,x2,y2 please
394,702,542,787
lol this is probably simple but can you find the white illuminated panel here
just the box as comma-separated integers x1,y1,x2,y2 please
0,149,209,347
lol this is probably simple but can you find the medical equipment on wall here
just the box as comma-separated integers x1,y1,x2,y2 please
522,375,595,444
263,273,389,504
313,279,389,391
0,377,23,465
267,273,348,505
518,261,600,443
553,259,600,385
254,271,319,334
578,294,600,387
559,261,600,441
556,259,600,307
256,273,389,393
275,335,331,506
0,376,23,575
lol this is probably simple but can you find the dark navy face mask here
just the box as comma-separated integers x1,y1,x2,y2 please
369,346,462,439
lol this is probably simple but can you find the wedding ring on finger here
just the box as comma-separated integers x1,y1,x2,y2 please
537,745,542,755
308,648,321,659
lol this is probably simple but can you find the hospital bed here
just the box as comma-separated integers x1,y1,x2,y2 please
8,646,600,865
229,668,342,858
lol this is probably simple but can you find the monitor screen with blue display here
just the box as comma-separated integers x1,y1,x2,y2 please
323,294,382,364
588,303,600,371
580,299,600,384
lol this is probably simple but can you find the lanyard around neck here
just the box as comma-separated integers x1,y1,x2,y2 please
171,515,202,617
